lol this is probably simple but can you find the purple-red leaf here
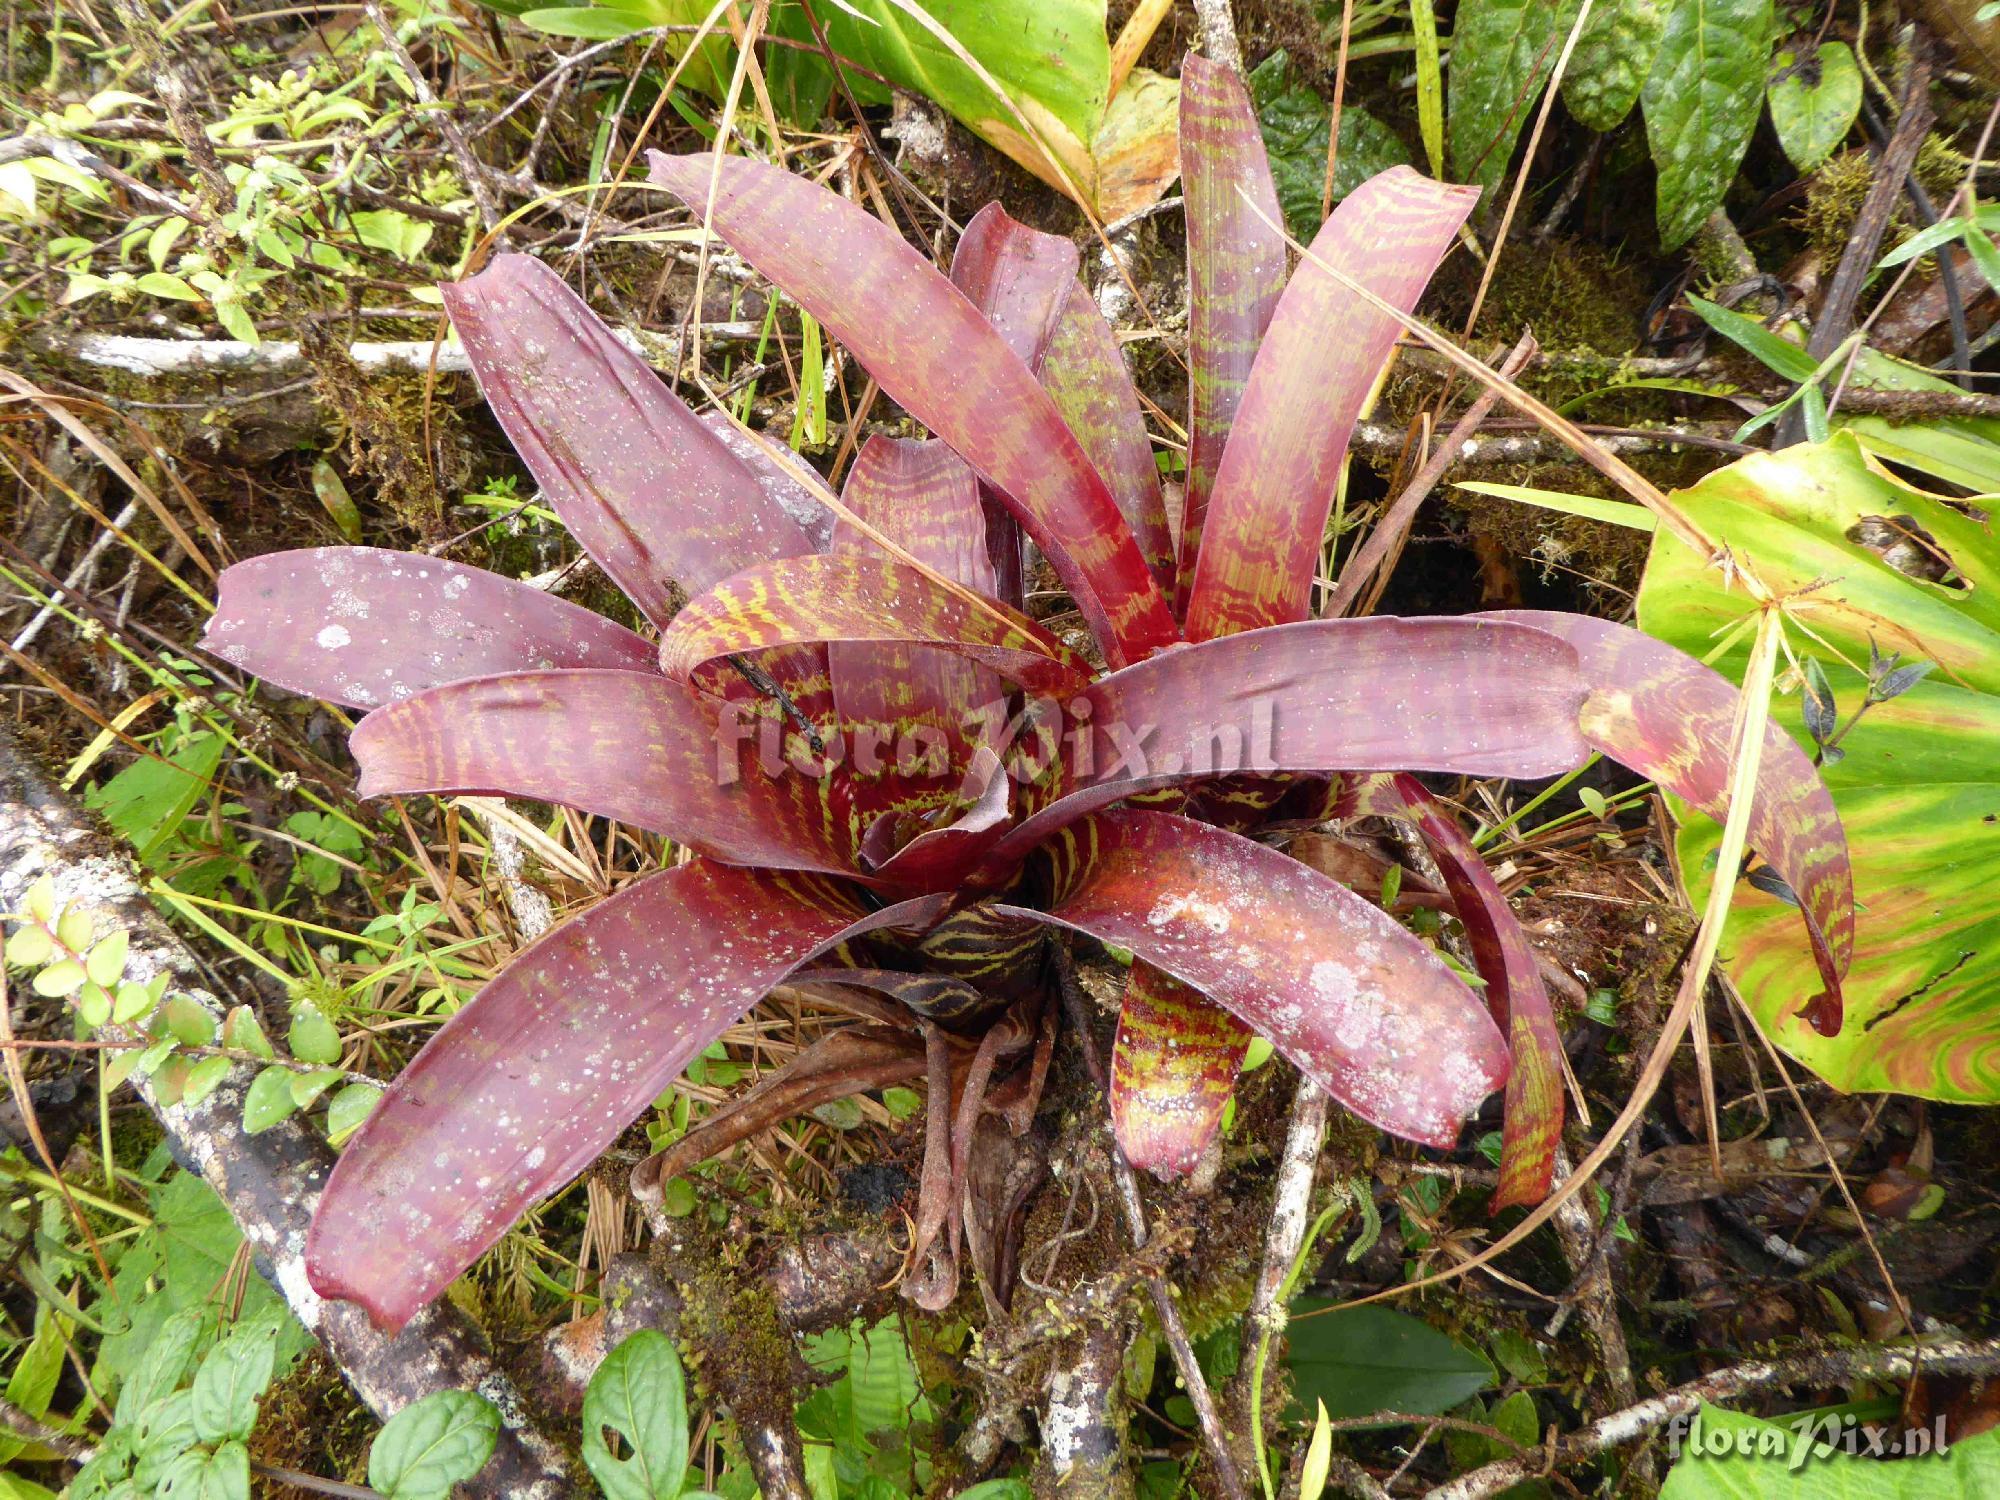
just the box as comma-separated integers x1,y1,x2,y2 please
306,861,945,1330
1178,53,1288,611
648,151,1179,667
1342,773,1562,1209
1182,167,1477,641
202,547,655,710
659,552,1093,697
952,203,1172,598
980,615,1591,871
443,254,814,625
1111,960,1253,1178
999,810,1507,1147
349,669,863,874
698,411,834,550
1486,611,1854,1031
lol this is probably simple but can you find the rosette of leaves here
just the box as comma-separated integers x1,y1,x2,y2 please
200,58,1851,1331
1638,433,2000,1099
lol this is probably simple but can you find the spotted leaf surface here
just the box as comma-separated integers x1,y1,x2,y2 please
1182,168,1477,641
1178,54,1288,608
1110,960,1253,1178
1487,607,1854,1032
307,863,946,1330
350,669,863,874
1562,0,1665,133
648,151,1179,667
1003,811,1507,1148
1636,436,1993,1098
443,254,814,623
659,552,1091,697
203,547,656,710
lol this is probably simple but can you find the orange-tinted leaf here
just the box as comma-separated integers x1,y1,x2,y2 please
1002,810,1508,1147
648,152,1179,667
1178,53,1288,611
443,254,814,624
1182,168,1477,641
203,547,655,710
1111,960,1253,1178
659,552,1092,696
306,862,946,1330
1487,610,1854,1031
350,669,863,874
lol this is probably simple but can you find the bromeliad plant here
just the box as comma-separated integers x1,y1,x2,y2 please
201,58,1854,1332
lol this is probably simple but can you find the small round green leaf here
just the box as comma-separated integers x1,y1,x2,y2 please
241,1067,300,1134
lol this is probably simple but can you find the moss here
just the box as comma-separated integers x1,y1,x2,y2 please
662,1222,800,1433
246,1348,375,1495
1448,237,1652,362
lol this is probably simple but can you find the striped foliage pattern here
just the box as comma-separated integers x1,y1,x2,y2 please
200,62,1851,1330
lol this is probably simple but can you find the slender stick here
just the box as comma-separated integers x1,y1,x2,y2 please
1054,941,1249,1500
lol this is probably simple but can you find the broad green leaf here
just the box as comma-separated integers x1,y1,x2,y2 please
581,1330,690,1500
190,1320,280,1442
1660,1403,2000,1496
1449,0,1584,198
516,5,656,38
85,732,222,862
1562,0,1664,132
1641,0,1773,249
86,930,128,986
325,1081,381,1145
1768,41,1862,171
1638,435,2000,1099
0,1304,69,1463
114,1308,205,1424
5,923,52,966
162,994,216,1049
1249,50,1411,238
1284,1302,1493,1419
180,1055,233,1105
242,1066,301,1133
288,1003,342,1066
368,1389,501,1500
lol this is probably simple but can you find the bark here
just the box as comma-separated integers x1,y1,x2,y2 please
0,724,576,1497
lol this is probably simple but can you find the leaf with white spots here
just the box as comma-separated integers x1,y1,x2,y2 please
305,860,947,1331
202,547,655,711
999,810,1509,1150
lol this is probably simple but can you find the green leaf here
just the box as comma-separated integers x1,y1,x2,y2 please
581,1330,691,1500
1684,295,1815,380
310,458,365,544
1489,1327,1548,1384
325,1081,382,1145
113,980,159,1025
1562,0,1664,132
1249,50,1411,238
31,958,85,997
368,1389,501,1500
1637,434,2000,1100
1284,1302,1493,1420
115,1308,205,1424
86,930,129,986
181,1055,233,1105
85,732,222,862
136,271,201,301
190,1320,280,1442
5,923,53,966
1768,41,1862,172
1640,0,1774,249
288,1003,342,1066
0,1304,69,1463
242,1066,300,1133
1300,1400,1334,1500
289,1068,344,1108
1449,0,1584,198
1660,1403,2000,1496
1411,0,1445,175
162,994,217,1049
222,1006,273,1059
348,209,435,261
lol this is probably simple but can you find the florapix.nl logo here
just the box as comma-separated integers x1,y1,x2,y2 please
1665,1408,1953,1473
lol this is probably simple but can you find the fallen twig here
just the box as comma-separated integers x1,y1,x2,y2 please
1427,1335,2000,1499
